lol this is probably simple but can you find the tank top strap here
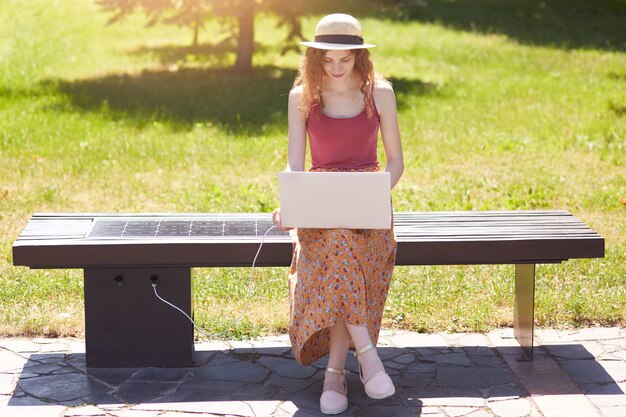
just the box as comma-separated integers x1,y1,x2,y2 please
370,94,379,119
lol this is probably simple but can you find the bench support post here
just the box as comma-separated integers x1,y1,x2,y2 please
513,263,535,361
84,267,194,368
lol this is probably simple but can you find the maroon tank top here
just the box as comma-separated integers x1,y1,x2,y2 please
307,100,380,170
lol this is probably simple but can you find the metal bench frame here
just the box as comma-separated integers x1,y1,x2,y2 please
12,211,604,368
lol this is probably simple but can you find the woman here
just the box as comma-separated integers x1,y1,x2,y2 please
272,13,404,415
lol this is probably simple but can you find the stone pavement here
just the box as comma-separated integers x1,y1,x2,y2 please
1,327,625,417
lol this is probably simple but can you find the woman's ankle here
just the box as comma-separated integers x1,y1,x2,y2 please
324,369,346,393
356,347,385,381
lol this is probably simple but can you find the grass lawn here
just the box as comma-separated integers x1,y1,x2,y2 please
1,0,625,339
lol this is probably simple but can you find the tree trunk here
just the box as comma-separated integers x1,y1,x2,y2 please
234,7,254,73
192,18,199,47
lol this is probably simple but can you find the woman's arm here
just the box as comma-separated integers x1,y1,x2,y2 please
286,86,307,172
274,86,307,230
374,80,404,189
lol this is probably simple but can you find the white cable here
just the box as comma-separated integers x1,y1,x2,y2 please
151,225,278,339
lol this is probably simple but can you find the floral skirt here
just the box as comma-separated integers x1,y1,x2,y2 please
288,165,397,366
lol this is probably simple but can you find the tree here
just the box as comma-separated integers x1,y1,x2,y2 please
96,0,304,72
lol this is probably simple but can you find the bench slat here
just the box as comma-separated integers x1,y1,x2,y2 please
12,211,604,268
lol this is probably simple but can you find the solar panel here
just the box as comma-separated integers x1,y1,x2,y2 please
87,217,286,239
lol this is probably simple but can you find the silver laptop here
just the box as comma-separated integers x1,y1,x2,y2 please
278,171,392,229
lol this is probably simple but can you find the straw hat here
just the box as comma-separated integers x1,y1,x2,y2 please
300,13,376,50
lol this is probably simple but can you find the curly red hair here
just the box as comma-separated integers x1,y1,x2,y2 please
293,48,381,119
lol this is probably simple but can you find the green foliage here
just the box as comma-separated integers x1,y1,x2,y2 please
0,0,625,339
377,0,626,51
96,0,305,71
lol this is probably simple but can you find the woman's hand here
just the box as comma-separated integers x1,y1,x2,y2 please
272,207,292,231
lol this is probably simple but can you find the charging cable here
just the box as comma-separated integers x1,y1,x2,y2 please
151,225,278,339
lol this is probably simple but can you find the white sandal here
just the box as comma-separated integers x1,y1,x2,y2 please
354,343,395,399
320,367,349,415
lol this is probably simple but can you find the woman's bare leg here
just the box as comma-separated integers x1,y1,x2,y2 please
345,323,394,398
324,321,351,393
323,321,394,398
344,323,385,378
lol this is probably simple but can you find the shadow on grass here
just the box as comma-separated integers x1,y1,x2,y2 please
389,0,626,52
46,66,296,134
44,65,438,133
131,39,237,68
130,39,280,68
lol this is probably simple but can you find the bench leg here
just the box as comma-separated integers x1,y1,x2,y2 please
84,267,194,368
514,263,535,361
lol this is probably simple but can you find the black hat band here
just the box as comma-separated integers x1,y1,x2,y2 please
314,34,364,45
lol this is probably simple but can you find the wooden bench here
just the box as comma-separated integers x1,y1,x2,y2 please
12,210,604,368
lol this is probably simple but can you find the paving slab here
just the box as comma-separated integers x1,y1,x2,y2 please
418,391,485,407
0,350,28,373
87,368,143,386
423,353,471,367
0,328,623,416
456,333,491,347
133,400,263,416
62,405,106,416
350,404,422,416
533,394,602,417
487,397,532,417
419,406,447,415
436,366,513,388
113,381,180,404
192,362,270,383
404,363,436,373
597,406,626,417
155,379,247,402
107,410,161,417
559,359,620,384
391,352,416,364
129,368,190,383
582,382,626,408
543,343,597,359
442,406,481,417
466,410,494,417
485,385,524,400
0,373,17,395
18,373,112,403
265,374,318,393
0,404,67,417
257,356,317,379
